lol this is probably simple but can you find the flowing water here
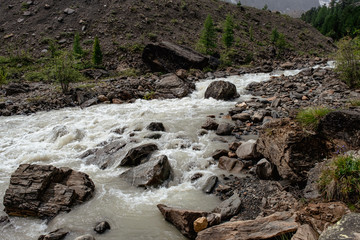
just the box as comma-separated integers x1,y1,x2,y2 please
0,69,303,240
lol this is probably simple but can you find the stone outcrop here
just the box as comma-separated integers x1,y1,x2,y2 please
196,211,298,240
120,155,172,188
79,140,127,169
3,164,95,219
319,213,360,240
157,204,208,239
318,110,360,149
257,118,328,183
118,143,158,167
204,81,239,100
142,41,210,72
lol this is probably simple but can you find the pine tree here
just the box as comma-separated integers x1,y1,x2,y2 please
223,14,234,48
197,14,217,55
73,33,83,57
92,36,103,66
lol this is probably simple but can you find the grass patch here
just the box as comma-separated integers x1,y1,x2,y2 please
117,68,140,78
319,154,360,206
349,99,360,107
296,107,333,130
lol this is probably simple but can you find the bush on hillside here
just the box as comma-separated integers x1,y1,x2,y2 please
335,37,360,88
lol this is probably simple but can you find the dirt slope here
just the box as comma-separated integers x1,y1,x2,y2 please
0,0,335,71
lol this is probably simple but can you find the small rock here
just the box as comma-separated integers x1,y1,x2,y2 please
94,221,111,234
64,8,75,14
194,217,208,232
44,4,51,9
232,113,251,121
201,118,219,130
97,95,108,102
23,11,32,16
213,193,242,220
218,157,244,173
212,149,228,160
256,158,275,180
236,139,261,160
112,98,123,104
202,176,218,194
38,228,69,240
119,143,158,167
4,33,14,39
216,122,234,136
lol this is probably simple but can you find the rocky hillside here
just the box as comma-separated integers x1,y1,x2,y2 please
0,0,334,72
224,0,320,12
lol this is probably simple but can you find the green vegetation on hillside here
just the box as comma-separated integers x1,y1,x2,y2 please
301,0,360,40
196,15,217,55
296,107,333,130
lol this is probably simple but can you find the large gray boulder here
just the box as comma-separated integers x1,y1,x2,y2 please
212,193,241,220
204,81,239,100
236,139,261,160
120,155,172,188
3,164,95,219
155,73,194,98
142,41,210,72
319,213,360,240
118,143,158,167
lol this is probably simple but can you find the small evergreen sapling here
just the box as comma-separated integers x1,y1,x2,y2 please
223,14,234,49
73,33,83,57
197,15,217,55
92,36,103,66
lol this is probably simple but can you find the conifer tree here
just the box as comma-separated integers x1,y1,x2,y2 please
73,33,83,57
197,14,217,55
92,36,103,66
223,14,234,49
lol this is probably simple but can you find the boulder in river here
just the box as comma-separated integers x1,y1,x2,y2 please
155,73,194,98
146,122,165,132
38,228,69,240
157,204,208,239
3,164,95,219
94,221,111,234
118,143,158,167
204,81,239,100
142,41,210,72
216,122,234,136
120,155,172,188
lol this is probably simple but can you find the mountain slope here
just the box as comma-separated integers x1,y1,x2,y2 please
0,0,335,71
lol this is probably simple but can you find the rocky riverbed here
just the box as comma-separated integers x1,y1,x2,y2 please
1,59,360,240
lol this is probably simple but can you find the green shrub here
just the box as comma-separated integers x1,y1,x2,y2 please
0,66,7,85
319,155,360,205
335,37,360,88
296,107,333,130
52,52,82,93
349,99,360,107
92,36,103,66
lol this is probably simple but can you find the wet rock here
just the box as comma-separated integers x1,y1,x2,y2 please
155,73,193,98
201,118,219,130
142,41,210,72
292,224,319,240
202,176,218,194
144,133,162,139
74,234,95,240
191,173,203,182
216,122,234,136
3,164,95,219
120,155,172,188
5,83,30,96
119,143,158,167
157,204,208,239
256,158,276,180
296,202,350,234
318,110,360,149
94,221,111,234
194,217,208,233
0,215,10,227
38,228,69,240
257,119,328,183
81,140,127,169
218,157,244,173
319,213,360,240
204,81,239,100
211,149,228,160
212,193,241,220
146,122,165,131
206,213,221,226
80,98,98,109
196,211,298,240
236,139,261,160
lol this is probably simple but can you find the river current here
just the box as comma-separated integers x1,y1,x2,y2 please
0,69,302,240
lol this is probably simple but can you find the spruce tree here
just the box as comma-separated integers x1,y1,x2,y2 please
73,33,83,57
197,14,217,55
223,14,234,49
92,36,103,66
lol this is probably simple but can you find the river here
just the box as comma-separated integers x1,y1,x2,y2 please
0,69,302,240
